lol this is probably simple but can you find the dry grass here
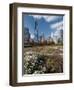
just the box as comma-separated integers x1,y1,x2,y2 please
24,45,63,74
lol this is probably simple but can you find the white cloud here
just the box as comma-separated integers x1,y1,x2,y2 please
31,15,42,19
44,16,59,22
29,15,59,23
50,21,63,30
29,15,63,31
31,34,34,39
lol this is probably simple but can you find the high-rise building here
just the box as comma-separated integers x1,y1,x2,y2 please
51,29,63,44
34,19,39,43
47,36,53,44
39,33,45,44
24,27,30,44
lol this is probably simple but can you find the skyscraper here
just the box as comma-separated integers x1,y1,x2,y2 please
51,29,63,44
24,27,30,44
34,19,39,43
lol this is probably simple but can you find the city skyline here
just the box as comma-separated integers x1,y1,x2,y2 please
23,14,64,40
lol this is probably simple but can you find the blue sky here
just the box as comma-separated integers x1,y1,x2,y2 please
23,14,63,39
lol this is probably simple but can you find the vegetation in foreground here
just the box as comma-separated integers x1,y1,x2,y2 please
24,45,63,74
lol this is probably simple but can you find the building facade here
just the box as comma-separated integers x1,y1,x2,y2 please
24,27,30,44
51,29,63,44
